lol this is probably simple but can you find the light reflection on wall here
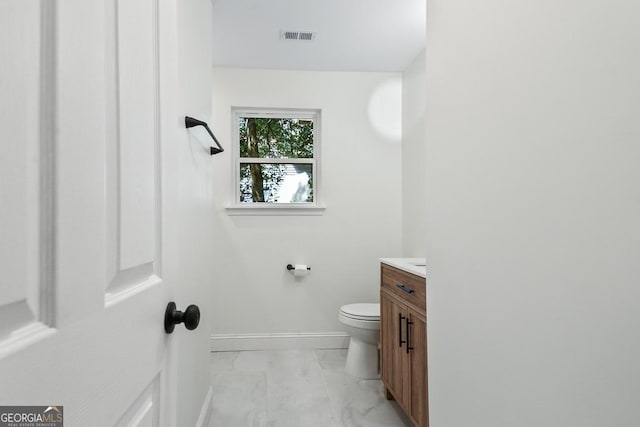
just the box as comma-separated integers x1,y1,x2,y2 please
367,76,402,143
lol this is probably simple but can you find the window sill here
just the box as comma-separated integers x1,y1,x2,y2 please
225,204,326,216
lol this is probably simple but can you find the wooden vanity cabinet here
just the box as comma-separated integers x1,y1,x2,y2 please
380,264,428,427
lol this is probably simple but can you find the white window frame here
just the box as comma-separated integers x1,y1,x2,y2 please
226,107,325,215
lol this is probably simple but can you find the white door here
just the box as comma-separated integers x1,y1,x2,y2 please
0,1,214,426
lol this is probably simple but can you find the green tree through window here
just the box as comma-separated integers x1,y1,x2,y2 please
238,114,316,203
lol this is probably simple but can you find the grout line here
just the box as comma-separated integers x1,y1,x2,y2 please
261,370,268,427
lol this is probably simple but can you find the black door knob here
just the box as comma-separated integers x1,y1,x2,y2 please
164,301,200,334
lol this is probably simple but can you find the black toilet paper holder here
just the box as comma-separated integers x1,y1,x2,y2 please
286,264,311,271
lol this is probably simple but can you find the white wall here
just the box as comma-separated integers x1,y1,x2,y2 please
210,68,402,341
401,50,426,256
423,1,640,426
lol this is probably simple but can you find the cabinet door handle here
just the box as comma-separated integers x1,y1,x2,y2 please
406,318,414,354
398,313,406,347
396,284,415,294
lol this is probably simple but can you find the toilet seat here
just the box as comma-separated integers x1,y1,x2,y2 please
339,303,380,321
339,303,380,330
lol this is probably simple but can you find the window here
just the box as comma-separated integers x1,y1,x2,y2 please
230,108,322,213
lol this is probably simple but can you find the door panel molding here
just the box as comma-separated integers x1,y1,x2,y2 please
105,0,162,304
114,374,160,427
38,0,57,327
0,0,57,360
105,264,161,307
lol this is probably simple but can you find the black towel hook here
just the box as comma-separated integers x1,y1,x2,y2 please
185,116,224,155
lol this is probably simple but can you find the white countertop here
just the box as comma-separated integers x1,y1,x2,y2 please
380,258,427,279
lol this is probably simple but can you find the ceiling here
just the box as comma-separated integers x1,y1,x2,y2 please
210,0,426,72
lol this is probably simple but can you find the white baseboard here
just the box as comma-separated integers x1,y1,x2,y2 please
210,332,350,352
195,385,213,427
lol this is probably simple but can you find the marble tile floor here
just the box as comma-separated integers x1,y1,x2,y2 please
208,349,413,427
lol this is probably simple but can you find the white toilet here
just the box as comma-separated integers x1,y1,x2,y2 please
338,303,380,379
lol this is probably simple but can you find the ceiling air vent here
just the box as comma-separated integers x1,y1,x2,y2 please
280,30,316,41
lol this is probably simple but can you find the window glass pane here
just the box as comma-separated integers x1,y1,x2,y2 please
240,163,313,203
239,117,314,159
